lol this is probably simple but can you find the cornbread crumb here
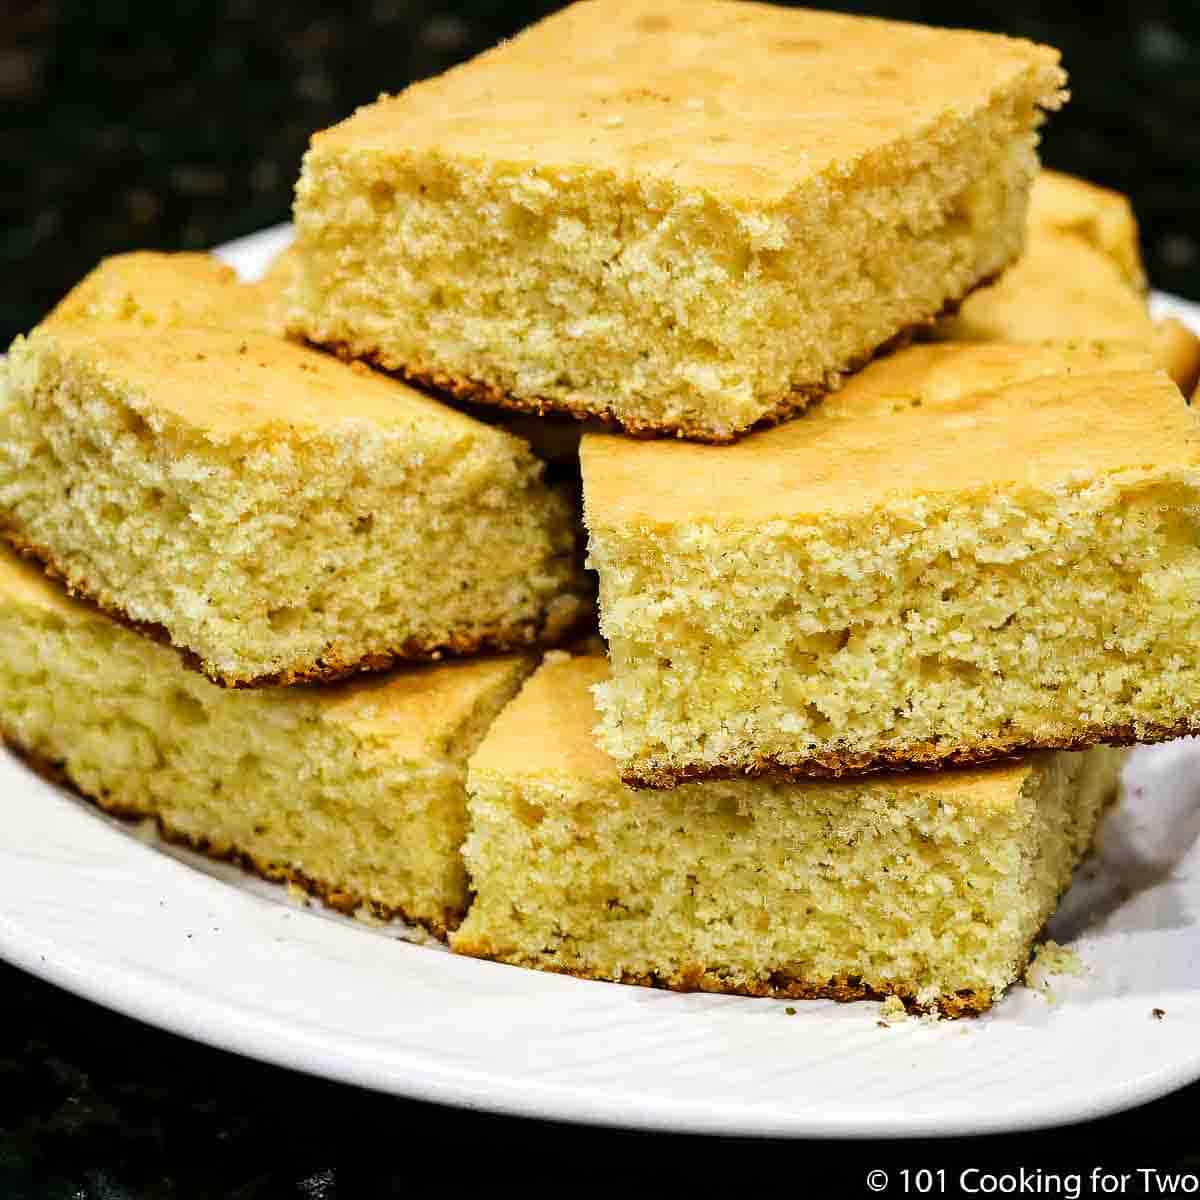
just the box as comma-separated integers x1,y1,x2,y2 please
880,997,909,1026
582,342,1200,784
0,547,532,934
1027,939,1085,990
1025,939,1086,1004
0,323,586,685
288,0,1065,440
451,655,1123,1016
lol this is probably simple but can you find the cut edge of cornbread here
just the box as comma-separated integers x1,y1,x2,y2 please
0,526,585,689
0,548,535,935
0,324,589,686
451,655,1123,1016
287,0,1065,442
611,713,1194,789
320,304,969,446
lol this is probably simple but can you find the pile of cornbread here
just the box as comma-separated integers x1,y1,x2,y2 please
4,0,1200,1017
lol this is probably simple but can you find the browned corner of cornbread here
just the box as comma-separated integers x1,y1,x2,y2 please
287,0,1065,441
451,654,1123,1016
0,545,535,934
582,342,1200,786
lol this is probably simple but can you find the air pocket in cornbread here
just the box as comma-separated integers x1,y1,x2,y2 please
451,655,1122,1016
287,0,1065,441
0,548,532,934
581,342,1200,786
0,323,586,685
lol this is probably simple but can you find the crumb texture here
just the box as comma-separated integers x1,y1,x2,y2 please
452,656,1122,1015
287,0,1064,438
0,325,586,684
0,549,531,932
581,343,1200,782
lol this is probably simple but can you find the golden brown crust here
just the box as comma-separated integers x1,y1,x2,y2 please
0,526,589,689
1155,316,1200,400
619,716,1200,789
3,734,460,939
450,936,993,1018
303,274,1000,445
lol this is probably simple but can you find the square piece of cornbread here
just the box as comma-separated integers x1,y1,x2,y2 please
286,0,1065,441
0,548,532,934
937,172,1200,396
452,656,1122,1015
0,323,586,685
582,342,1200,786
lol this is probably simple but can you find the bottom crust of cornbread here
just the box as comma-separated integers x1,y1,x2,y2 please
309,281,994,444
0,530,585,688
4,735,460,938
619,717,1199,789
450,939,996,1018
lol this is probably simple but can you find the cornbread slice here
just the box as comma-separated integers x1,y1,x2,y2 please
1027,170,1146,290
286,0,1065,441
43,251,281,335
937,171,1200,395
0,548,533,934
452,656,1123,1016
0,323,586,685
581,342,1200,786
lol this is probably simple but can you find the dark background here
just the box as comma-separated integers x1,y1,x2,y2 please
3,3,1199,1195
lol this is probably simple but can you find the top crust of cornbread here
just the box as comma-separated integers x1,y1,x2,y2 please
0,546,529,758
1028,170,1146,289
18,322,507,442
581,343,1199,527
475,653,1037,811
42,252,278,335
314,0,1064,207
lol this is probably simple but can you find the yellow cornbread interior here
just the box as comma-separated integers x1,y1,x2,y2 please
452,657,1122,1013
287,0,1064,439
582,343,1200,783
0,549,532,932
0,324,584,684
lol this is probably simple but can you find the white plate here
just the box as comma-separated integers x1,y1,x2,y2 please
3,228,1200,1140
